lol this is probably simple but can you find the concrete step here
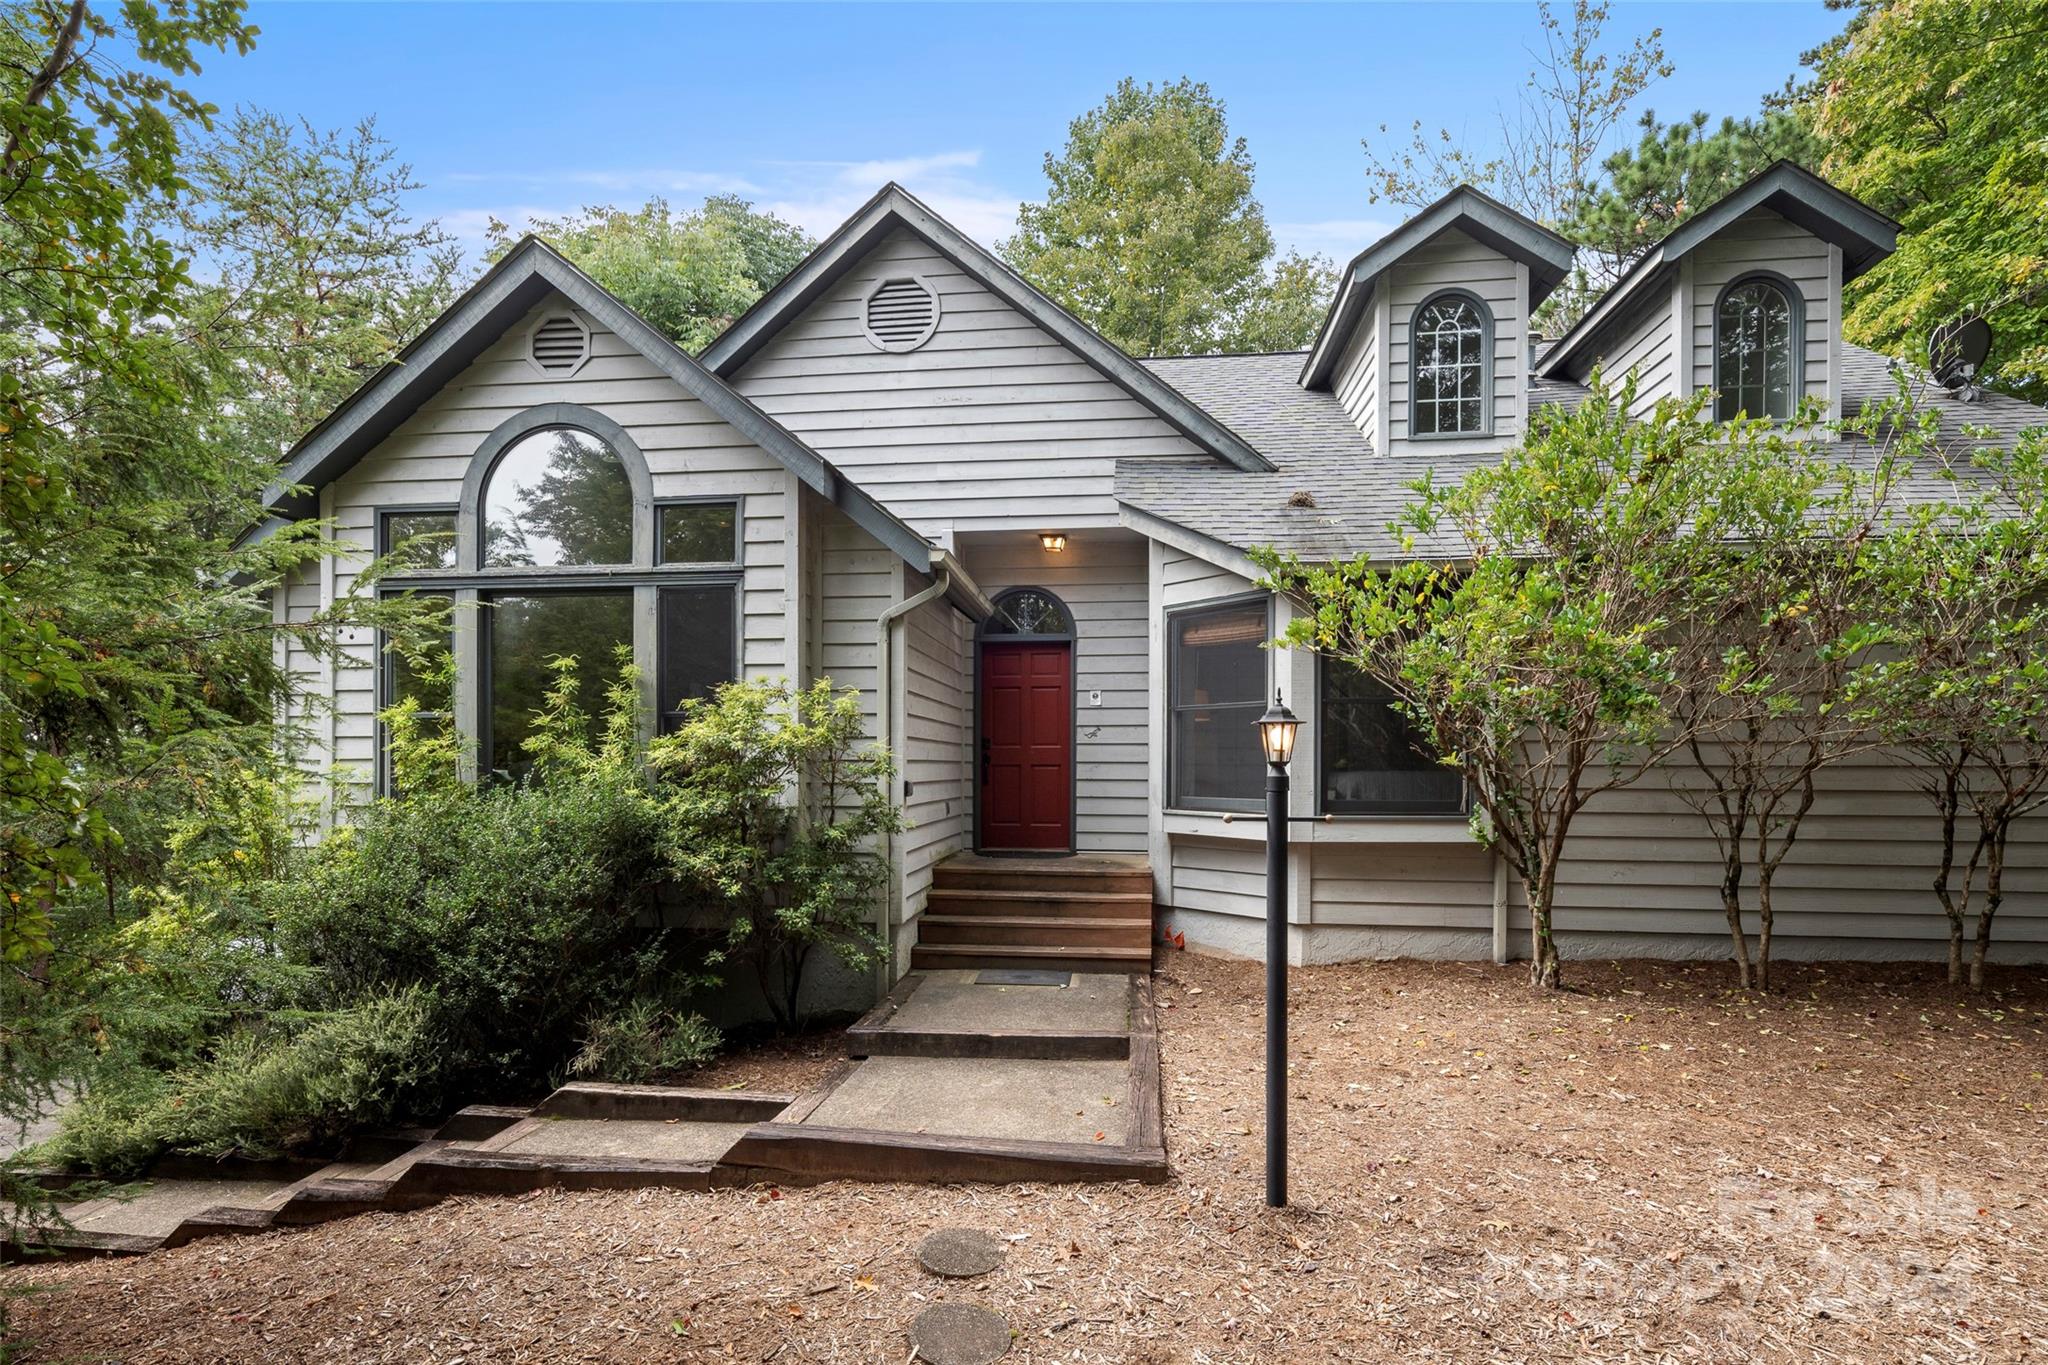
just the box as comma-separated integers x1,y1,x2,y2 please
926,887,1154,920
909,942,1153,974
917,914,1152,949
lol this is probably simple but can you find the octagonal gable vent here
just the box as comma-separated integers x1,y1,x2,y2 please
528,312,591,376
862,275,941,353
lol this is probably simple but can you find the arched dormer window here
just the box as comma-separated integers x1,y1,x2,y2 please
1409,291,1493,438
1714,275,1802,421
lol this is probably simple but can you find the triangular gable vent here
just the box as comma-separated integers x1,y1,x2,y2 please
863,275,941,352
528,312,592,375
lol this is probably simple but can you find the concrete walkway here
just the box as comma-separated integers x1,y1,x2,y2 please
9,969,1164,1261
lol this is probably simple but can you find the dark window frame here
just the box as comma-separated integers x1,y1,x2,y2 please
980,585,1076,642
1314,655,1468,818
1165,592,1273,814
1712,271,1805,422
374,586,455,797
1407,288,1496,440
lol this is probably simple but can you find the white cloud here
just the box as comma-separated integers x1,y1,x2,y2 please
1272,216,1402,263
432,148,1025,262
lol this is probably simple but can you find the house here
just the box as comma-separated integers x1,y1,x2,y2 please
261,161,2048,999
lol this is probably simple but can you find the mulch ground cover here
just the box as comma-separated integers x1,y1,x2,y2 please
8,953,2044,1363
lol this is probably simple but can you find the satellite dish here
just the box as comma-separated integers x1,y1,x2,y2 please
1929,315,1993,402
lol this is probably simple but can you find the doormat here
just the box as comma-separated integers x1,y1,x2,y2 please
975,969,1071,988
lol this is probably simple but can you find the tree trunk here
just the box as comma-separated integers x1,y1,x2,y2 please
1754,868,1776,993
1971,821,2008,993
1719,850,1751,990
1526,854,1562,990
1932,768,1966,986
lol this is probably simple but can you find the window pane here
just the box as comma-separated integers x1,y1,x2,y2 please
1170,600,1268,808
1320,664,1463,814
1412,297,1484,434
487,591,633,779
658,503,738,564
1172,602,1266,708
658,584,736,729
986,588,1073,637
482,427,633,567
381,593,454,713
381,511,456,572
1717,281,1795,421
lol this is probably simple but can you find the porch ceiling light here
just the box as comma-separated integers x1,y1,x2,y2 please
1255,691,1300,769
1039,532,1068,553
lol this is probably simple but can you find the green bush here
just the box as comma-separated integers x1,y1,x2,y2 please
649,677,900,1030
266,669,677,1102
40,989,438,1177
569,994,721,1084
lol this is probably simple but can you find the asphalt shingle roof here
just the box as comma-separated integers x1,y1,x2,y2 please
1121,345,2045,564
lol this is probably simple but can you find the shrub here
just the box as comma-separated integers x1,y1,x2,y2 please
39,989,438,1177
569,994,721,1084
648,678,900,1030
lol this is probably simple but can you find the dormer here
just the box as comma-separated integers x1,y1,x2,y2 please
1539,162,1899,432
1301,186,1575,455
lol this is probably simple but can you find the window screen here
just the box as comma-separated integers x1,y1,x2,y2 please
1169,599,1269,810
1319,663,1463,815
657,583,738,731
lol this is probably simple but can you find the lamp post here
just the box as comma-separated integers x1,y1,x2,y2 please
1254,691,1300,1209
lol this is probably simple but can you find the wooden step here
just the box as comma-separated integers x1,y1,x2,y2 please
926,887,1154,920
909,942,1153,974
916,914,1153,949
932,861,1151,896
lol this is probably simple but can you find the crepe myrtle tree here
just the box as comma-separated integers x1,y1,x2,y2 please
1663,401,1901,990
1853,423,2048,991
1259,377,1740,988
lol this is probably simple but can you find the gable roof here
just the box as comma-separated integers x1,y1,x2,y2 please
697,182,1275,473
260,236,946,577
1299,184,1576,391
1540,160,1900,379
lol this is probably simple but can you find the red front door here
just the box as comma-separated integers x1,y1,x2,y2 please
980,642,1072,850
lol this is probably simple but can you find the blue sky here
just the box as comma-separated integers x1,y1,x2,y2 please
187,2,1844,264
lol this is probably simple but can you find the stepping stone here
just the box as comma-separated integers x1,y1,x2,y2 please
908,1303,1011,1364
975,969,1070,987
917,1226,1005,1278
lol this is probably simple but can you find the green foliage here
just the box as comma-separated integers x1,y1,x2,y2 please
1800,0,2048,400
39,990,439,1177
1850,415,2048,988
1004,77,1332,355
1262,377,1751,988
490,196,814,352
1571,109,1823,279
270,666,670,1099
649,678,900,1030
569,993,721,1085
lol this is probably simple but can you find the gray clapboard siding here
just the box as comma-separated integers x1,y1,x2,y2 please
967,531,1150,852
729,227,1205,533
302,293,796,804
1160,543,1257,609
1602,287,1678,417
1331,305,1379,438
1689,208,1834,408
815,510,897,733
1309,845,1494,929
897,591,974,926
1386,228,1525,449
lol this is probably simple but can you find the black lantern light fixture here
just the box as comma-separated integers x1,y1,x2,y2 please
1253,690,1298,1208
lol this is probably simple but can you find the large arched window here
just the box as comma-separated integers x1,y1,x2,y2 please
1410,292,1492,438
481,426,634,567
1714,276,1801,421
375,402,741,789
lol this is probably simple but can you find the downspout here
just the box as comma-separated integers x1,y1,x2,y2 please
873,565,953,1000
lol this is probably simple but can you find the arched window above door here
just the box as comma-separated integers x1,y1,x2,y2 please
982,586,1073,639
